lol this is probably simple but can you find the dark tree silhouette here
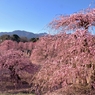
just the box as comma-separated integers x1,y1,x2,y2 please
30,38,39,42
11,34,20,42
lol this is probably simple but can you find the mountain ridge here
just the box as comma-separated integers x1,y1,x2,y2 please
0,30,47,38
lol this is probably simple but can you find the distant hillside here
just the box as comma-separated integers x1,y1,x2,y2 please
0,30,47,39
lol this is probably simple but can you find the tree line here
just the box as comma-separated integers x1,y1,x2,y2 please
0,34,39,43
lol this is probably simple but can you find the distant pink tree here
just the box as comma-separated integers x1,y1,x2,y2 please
0,49,39,88
18,41,34,50
0,40,18,51
27,42,34,50
23,42,28,50
18,42,24,51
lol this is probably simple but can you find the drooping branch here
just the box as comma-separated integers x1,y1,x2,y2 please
49,8,95,32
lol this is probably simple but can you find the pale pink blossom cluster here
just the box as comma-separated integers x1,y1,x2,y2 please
49,8,95,32
30,29,95,94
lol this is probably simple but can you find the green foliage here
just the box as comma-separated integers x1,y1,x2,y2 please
30,38,39,42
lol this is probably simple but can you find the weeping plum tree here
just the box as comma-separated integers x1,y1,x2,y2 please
30,8,95,95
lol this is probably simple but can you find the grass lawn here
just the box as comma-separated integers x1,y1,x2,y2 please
0,93,35,95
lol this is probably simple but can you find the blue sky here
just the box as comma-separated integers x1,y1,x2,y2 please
0,0,93,33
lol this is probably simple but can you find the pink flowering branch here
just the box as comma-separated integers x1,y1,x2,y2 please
49,8,95,32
